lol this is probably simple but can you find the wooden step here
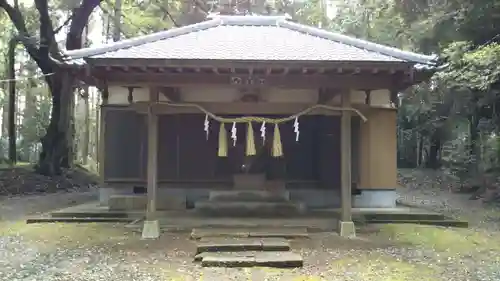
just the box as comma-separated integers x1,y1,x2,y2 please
196,237,290,254
200,251,303,268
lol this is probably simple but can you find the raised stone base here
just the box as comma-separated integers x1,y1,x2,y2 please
141,220,160,239
353,189,397,208
194,201,306,217
233,174,266,189
108,194,186,211
209,190,290,202
338,220,356,237
99,187,133,206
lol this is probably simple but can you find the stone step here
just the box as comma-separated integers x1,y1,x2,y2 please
208,190,290,202
194,201,306,217
26,217,136,224
108,194,186,211
233,174,266,189
196,237,290,255
191,227,309,239
200,251,303,268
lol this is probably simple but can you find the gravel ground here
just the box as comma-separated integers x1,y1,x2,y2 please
1,169,500,281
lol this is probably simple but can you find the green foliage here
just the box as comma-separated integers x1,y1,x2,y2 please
438,42,500,92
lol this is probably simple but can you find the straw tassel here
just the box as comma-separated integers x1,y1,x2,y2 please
218,122,228,157
271,123,283,157
246,122,256,156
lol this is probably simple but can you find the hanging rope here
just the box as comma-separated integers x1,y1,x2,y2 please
155,101,368,123
153,101,368,158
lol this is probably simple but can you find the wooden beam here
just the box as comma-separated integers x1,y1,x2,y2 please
390,89,398,108
127,87,135,103
93,71,404,90
364,90,371,105
102,83,109,104
160,87,181,102
318,88,341,104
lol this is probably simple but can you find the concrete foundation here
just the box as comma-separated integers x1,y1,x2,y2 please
99,186,341,209
141,220,160,239
99,186,133,205
352,189,397,208
233,174,266,189
338,220,356,237
108,194,186,211
209,190,290,202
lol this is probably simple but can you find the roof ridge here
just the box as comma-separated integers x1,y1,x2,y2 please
280,21,437,65
63,18,222,60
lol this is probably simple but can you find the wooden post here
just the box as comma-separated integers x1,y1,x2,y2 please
98,86,108,186
339,90,356,237
142,87,160,239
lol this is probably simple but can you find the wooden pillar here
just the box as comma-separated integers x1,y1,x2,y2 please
142,87,160,239
98,85,108,186
339,90,356,237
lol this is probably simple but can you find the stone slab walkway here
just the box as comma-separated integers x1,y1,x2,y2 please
193,228,305,268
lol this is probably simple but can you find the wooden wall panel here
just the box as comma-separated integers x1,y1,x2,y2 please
177,114,217,179
103,109,143,179
157,115,178,180
282,115,316,181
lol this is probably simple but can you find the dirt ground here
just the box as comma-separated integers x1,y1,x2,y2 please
1,168,500,281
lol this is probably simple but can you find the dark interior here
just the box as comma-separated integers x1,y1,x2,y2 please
104,107,360,189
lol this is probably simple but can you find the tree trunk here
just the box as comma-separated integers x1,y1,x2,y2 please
36,71,75,175
23,76,38,162
95,91,100,169
468,112,480,174
34,0,100,175
7,37,17,166
82,86,90,165
2,90,8,138
428,130,442,169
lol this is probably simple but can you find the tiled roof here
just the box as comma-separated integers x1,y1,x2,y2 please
64,15,437,66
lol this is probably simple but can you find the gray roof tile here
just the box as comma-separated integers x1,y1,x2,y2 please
64,15,437,65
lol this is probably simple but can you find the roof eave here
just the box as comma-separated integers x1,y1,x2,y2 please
82,57,420,69
62,18,222,60
279,20,437,65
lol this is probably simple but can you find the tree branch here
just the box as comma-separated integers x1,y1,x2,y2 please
34,0,57,61
67,0,103,50
55,15,74,34
0,0,42,65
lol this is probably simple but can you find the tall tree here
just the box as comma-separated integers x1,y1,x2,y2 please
0,0,102,175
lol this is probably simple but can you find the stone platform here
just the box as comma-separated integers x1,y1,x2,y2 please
44,201,468,229
192,229,305,268
195,189,306,217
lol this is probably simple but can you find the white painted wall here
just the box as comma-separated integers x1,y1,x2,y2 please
108,86,149,104
107,86,393,108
